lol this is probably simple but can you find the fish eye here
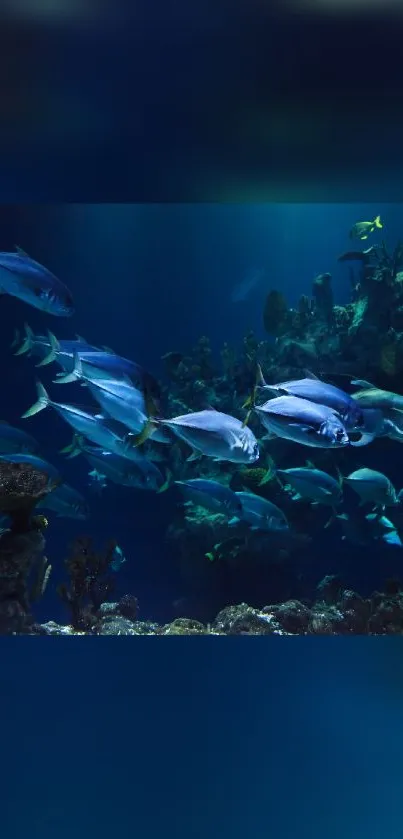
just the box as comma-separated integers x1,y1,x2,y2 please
336,428,346,441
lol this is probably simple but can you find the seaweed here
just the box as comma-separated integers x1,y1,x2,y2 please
58,536,116,631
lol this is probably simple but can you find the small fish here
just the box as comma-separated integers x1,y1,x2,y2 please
337,511,402,547
349,215,383,240
37,483,89,519
230,491,289,532
0,247,74,315
64,435,167,491
110,544,127,572
0,422,40,455
134,409,260,464
231,268,265,303
0,453,60,488
276,467,343,508
344,468,399,510
254,395,350,449
175,479,243,517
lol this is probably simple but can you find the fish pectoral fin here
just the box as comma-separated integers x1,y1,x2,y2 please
288,423,316,434
157,469,172,493
228,516,240,526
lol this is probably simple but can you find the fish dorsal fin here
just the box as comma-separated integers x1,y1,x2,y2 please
303,369,320,380
15,245,30,258
75,334,87,343
305,460,315,468
102,345,116,354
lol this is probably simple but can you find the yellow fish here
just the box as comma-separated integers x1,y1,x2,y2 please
349,215,383,240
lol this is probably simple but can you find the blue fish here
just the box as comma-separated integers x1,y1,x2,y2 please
0,248,74,316
175,479,243,517
276,466,343,507
139,409,259,464
337,511,402,547
344,468,399,509
0,422,40,455
72,371,170,445
37,483,89,519
64,436,168,492
22,382,148,464
13,324,98,368
110,545,127,572
255,395,350,448
52,349,161,406
230,491,289,532
0,453,60,487
255,369,372,439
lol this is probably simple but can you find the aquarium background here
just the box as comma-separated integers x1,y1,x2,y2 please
1,203,402,626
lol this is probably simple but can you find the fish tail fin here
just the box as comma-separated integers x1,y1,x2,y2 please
129,389,161,447
60,433,84,458
127,420,158,448
243,363,265,411
22,381,50,418
242,409,252,428
157,468,173,494
258,455,276,485
53,351,83,384
14,322,34,356
374,215,382,229
35,330,60,368
256,363,266,387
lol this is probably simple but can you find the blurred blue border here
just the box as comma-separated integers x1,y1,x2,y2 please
2,638,403,838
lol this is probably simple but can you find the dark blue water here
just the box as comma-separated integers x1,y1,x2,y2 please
1,203,402,624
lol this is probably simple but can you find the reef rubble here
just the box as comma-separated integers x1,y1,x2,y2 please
31,575,403,635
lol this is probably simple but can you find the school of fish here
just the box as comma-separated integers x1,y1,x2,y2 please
2,228,403,567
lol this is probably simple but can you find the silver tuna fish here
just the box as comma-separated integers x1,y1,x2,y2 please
0,247,73,316
255,395,350,448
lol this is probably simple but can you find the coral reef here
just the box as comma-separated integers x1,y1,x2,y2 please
0,459,53,633
57,537,117,631
8,235,403,636
31,573,403,635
